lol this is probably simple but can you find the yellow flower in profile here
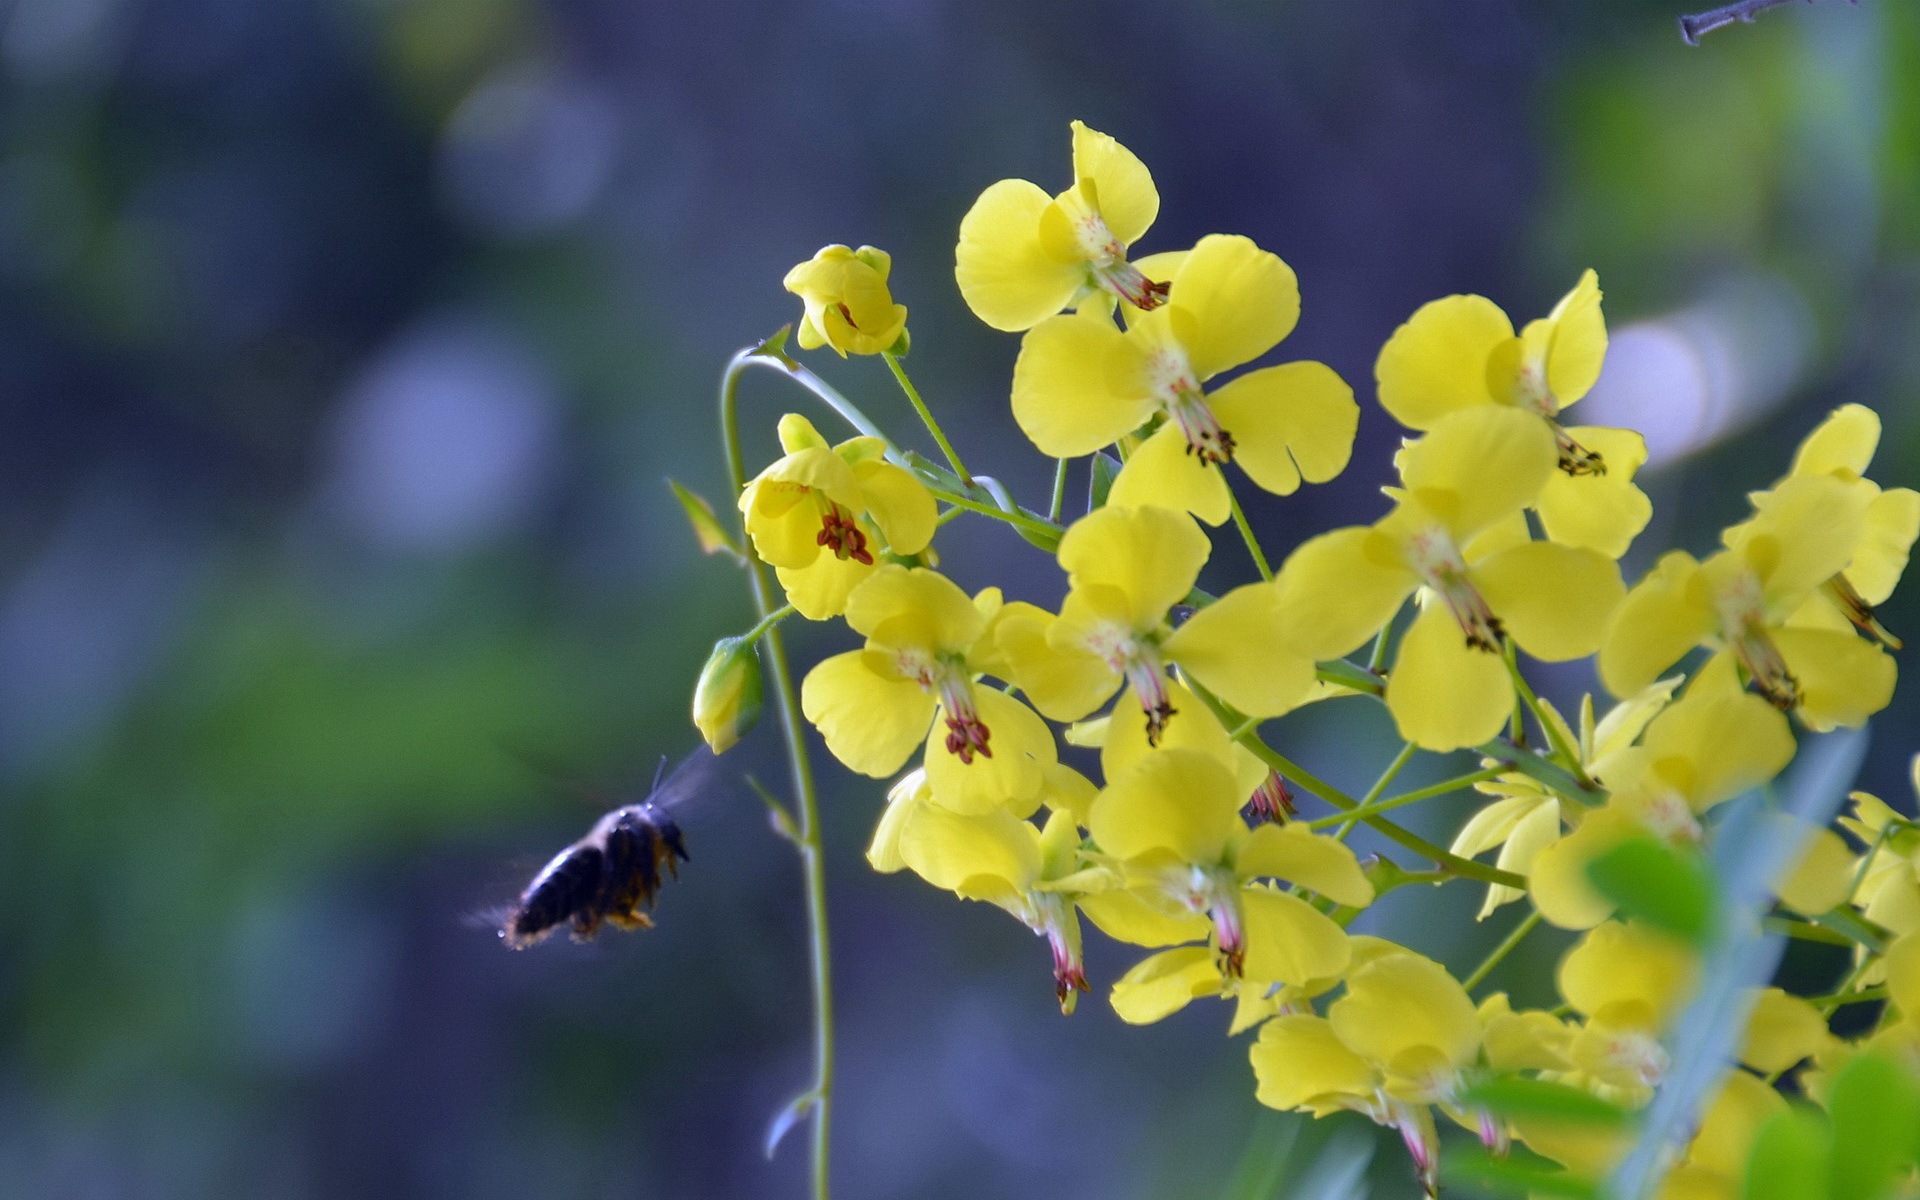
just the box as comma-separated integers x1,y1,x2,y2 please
1375,270,1651,558
1838,756,1920,946
1742,402,1920,649
782,244,908,357
1086,748,1370,981
1555,921,1696,1107
1450,678,1679,918
993,504,1316,744
870,773,1108,1013
955,120,1165,331
801,566,1056,813
1275,406,1623,751
737,414,937,619
1527,680,1794,929
1599,472,1894,729
1008,234,1357,525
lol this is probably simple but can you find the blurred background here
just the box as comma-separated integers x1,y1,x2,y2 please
1,0,1916,1196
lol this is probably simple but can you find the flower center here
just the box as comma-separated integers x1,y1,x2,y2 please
1080,621,1178,743
930,663,993,764
1246,771,1295,825
1551,422,1607,477
1168,865,1245,976
1715,571,1800,710
1144,348,1235,465
816,502,874,565
1022,892,1088,1013
1404,526,1503,652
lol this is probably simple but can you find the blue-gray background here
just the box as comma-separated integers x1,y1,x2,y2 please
1,1,1915,1197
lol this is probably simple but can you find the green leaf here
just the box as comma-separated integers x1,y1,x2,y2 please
669,479,743,561
1826,1051,1920,1200
1088,451,1121,510
1457,1077,1631,1128
751,324,799,369
1742,1105,1830,1200
1440,1145,1597,1199
1586,835,1719,947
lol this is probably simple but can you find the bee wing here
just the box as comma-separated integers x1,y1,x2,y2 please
646,745,719,814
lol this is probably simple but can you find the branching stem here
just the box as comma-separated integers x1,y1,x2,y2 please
1679,0,1849,45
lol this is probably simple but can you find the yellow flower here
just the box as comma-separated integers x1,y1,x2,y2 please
1743,402,1920,649
871,774,1109,1013
1085,748,1370,981
1838,758,1920,946
1528,679,1794,928
782,245,908,357
1450,678,1679,918
954,120,1165,331
1009,234,1357,524
800,566,1056,813
738,414,937,619
1275,406,1624,751
995,504,1316,743
1599,472,1895,729
1555,921,1697,1107
1374,270,1651,557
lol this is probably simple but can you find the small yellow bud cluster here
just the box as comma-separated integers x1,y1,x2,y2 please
690,120,1920,1195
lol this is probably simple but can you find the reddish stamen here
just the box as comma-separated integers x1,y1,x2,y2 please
817,504,874,565
1246,772,1296,825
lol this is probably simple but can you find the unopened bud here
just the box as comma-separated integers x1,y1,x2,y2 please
693,635,763,754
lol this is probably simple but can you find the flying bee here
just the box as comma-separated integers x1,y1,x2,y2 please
498,750,706,949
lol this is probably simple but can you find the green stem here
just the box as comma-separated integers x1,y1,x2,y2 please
1226,485,1273,582
1810,983,1889,1011
1336,742,1416,840
742,603,795,644
1367,605,1399,674
1188,683,1525,889
721,348,836,1200
1845,822,1896,907
1462,908,1544,994
1048,458,1069,523
1502,639,1591,787
1302,765,1508,832
884,351,972,485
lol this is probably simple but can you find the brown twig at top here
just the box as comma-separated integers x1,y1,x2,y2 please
1678,0,1854,46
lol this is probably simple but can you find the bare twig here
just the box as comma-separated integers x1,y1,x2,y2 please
1679,0,1854,46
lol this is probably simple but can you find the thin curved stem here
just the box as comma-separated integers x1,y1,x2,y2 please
721,348,836,1200
1335,742,1416,841
1462,908,1544,994
1227,485,1273,582
743,603,795,644
884,351,972,485
1503,640,1593,788
1048,458,1069,523
1302,764,1508,832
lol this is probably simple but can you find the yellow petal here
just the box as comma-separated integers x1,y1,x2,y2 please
993,603,1118,722
1206,361,1358,496
1598,551,1715,698
1099,680,1271,801
779,553,875,620
1777,827,1853,915
1542,269,1606,408
1233,823,1374,906
1108,946,1221,1025
1038,764,1099,829
1556,921,1696,1023
1385,601,1513,752
1056,503,1210,632
1078,888,1208,947
1472,541,1624,662
1164,582,1315,718
1639,685,1794,811
1734,474,1872,606
1107,422,1231,525
1850,486,1920,605
1374,294,1514,429
1530,805,1638,930
922,688,1056,815
1330,953,1481,1074
1069,120,1158,248
1011,310,1155,457
1088,746,1241,865
868,769,930,872
844,565,983,650
1790,402,1880,479
1739,987,1830,1075
1484,800,1566,919
1397,405,1557,540
1273,525,1417,659
1239,886,1352,987
1885,932,1920,1017
1451,794,1553,860
851,460,937,556
1532,427,1652,558
1251,1014,1375,1111
1686,1071,1785,1180
800,650,935,776
955,178,1085,331
1165,234,1300,380
1776,626,1896,731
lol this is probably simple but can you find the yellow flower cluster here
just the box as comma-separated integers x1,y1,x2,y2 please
704,122,1920,1197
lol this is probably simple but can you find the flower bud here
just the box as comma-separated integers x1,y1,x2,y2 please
782,244,909,357
692,635,763,754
